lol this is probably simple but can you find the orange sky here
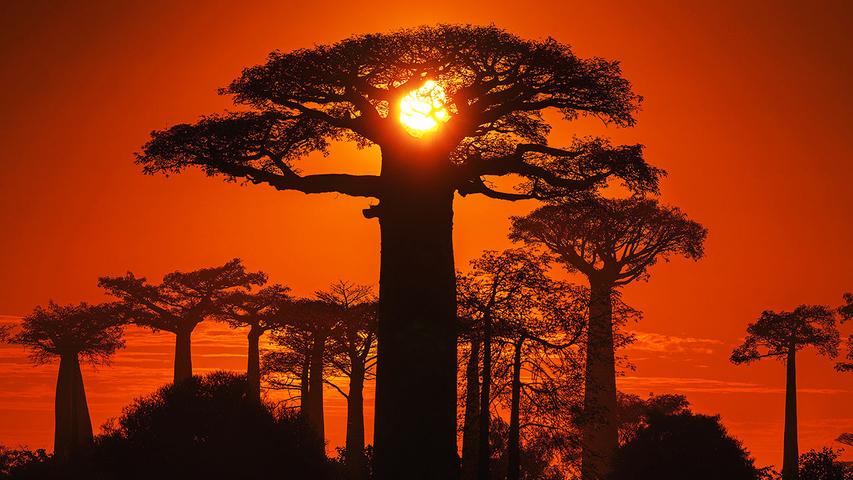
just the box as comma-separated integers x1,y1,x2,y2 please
1,0,851,470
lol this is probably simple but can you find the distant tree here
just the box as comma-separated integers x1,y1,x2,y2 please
616,393,690,444
264,298,339,442
510,197,706,479
216,284,292,401
0,445,52,479
837,293,853,372
611,410,767,480
6,302,124,462
99,258,265,383
731,306,841,480
837,433,853,447
135,24,663,479
320,281,377,480
798,447,853,480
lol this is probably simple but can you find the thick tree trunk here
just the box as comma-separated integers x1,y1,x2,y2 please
246,327,262,401
307,335,326,443
346,363,367,480
782,349,799,480
461,339,481,480
373,150,458,480
477,314,493,480
174,326,193,384
581,281,617,480
54,355,93,462
507,337,525,480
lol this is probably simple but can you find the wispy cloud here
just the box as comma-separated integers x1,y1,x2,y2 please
627,331,723,355
619,376,850,395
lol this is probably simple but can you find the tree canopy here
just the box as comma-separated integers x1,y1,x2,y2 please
730,305,840,364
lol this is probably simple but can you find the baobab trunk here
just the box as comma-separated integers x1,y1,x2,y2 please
581,281,617,480
246,327,262,401
373,149,458,480
507,337,525,480
173,326,193,384
346,363,367,480
299,353,311,412
461,340,481,480
782,349,799,480
307,335,326,442
477,313,493,480
54,354,93,462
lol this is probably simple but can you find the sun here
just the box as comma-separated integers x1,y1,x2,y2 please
399,80,449,136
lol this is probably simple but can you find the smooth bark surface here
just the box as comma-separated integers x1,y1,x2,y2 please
582,281,618,480
782,349,799,480
373,151,458,480
461,340,481,480
54,355,93,462
174,327,193,384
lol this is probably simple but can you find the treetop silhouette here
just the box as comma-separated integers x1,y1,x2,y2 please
837,293,852,373
135,24,663,479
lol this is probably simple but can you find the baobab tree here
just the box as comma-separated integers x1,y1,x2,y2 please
6,302,124,462
216,284,292,401
731,305,841,480
837,293,852,372
99,258,265,383
321,281,378,480
136,25,662,478
510,197,706,480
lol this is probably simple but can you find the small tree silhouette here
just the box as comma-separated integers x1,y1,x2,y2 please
510,197,706,480
731,305,841,480
99,258,265,384
7,302,124,462
320,281,377,480
837,293,853,373
216,284,292,401
136,25,662,478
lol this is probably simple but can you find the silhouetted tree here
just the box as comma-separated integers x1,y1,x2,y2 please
264,298,339,442
616,392,690,444
216,284,292,401
837,293,853,372
731,305,841,480
99,258,265,383
136,24,662,479
510,197,706,479
7,302,124,462
610,410,768,480
837,433,853,447
798,448,853,480
321,281,377,480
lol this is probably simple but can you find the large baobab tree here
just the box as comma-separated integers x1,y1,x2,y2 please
321,281,378,480
730,305,841,480
216,284,292,401
136,25,662,478
99,258,265,384
7,302,124,462
510,197,706,480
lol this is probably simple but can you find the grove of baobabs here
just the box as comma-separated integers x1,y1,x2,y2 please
0,2,851,480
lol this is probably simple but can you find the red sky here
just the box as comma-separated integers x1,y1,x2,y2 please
1,0,851,469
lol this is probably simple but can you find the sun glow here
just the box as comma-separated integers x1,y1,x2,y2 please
399,80,449,136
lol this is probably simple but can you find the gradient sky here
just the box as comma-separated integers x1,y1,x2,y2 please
1,0,852,469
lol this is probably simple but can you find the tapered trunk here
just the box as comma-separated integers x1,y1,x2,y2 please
782,349,799,480
461,339,481,480
373,148,458,480
581,281,617,480
477,314,493,480
507,337,525,480
247,327,262,401
307,334,326,442
54,354,93,462
174,326,193,384
346,362,367,480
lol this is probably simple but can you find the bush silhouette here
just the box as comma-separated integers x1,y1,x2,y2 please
610,410,767,480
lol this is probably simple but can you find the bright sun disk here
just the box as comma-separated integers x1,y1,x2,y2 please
399,80,449,136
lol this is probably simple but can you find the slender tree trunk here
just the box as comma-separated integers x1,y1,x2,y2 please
461,339,481,480
246,326,262,402
477,313,493,480
307,334,326,444
581,281,617,480
346,362,367,480
299,352,311,412
54,354,93,462
174,326,193,384
782,349,799,480
373,149,458,480
507,337,525,480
